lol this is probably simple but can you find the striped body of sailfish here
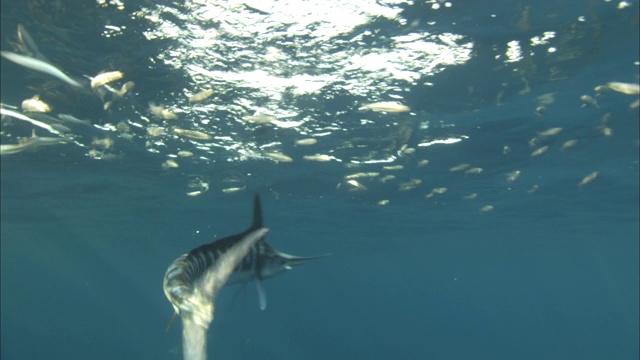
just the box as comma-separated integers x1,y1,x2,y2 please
163,194,326,329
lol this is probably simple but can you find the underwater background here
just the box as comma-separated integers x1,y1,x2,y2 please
1,0,638,359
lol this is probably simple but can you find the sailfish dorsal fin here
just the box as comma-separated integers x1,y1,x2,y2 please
250,194,263,230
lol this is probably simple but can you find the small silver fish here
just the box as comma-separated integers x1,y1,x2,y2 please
295,138,317,146
264,152,293,163
243,114,277,124
303,154,335,162
173,128,212,140
188,89,214,103
578,172,598,187
358,101,410,113
149,103,178,120
21,95,51,113
91,71,124,89
606,82,640,95
57,114,91,126
580,95,599,108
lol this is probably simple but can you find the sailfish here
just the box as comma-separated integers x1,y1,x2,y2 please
163,194,327,331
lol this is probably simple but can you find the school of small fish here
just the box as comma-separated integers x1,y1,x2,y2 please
0,14,635,212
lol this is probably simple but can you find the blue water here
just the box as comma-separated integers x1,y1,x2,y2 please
1,1,638,359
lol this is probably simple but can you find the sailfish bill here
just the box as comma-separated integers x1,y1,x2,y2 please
1,51,85,88
163,194,327,331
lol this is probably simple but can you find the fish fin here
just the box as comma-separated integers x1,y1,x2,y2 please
255,279,267,311
165,312,178,333
251,194,263,230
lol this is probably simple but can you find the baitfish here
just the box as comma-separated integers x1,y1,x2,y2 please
358,101,411,113
90,71,124,89
163,194,327,330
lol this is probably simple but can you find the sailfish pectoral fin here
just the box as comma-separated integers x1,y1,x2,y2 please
165,312,179,333
255,279,267,311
